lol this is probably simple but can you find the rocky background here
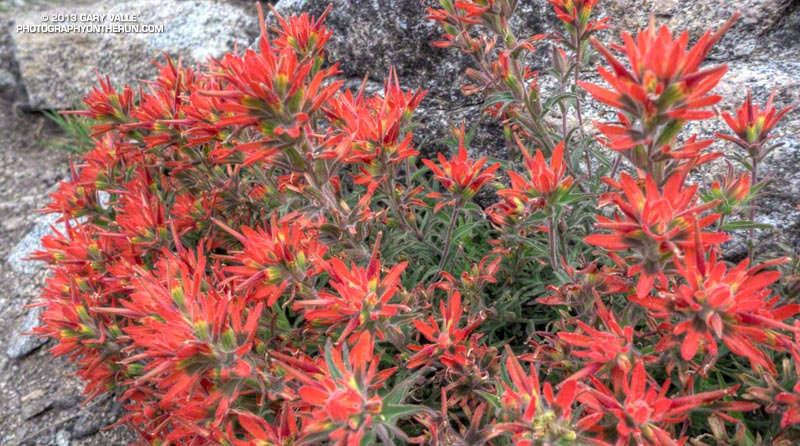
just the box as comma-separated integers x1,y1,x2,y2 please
0,0,797,444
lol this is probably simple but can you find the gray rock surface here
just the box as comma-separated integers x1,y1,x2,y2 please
6,213,61,274
269,0,553,106
0,68,14,90
6,307,47,359
0,7,135,439
0,98,136,445
12,0,260,109
599,0,796,60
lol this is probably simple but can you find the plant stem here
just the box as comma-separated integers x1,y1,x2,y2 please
548,215,560,271
574,35,593,183
748,156,759,258
558,217,570,265
438,200,463,270
382,180,443,256
605,153,623,193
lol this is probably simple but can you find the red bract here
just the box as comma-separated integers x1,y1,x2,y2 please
427,1,493,28
496,347,599,446
514,140,573,200
293,242,408,342
558,294,654,382
581,361,738,446
327,70,426,185
774,339,800,428
120,250,263,413
115,176,169,250
489,141,574,225
32,220,128,400
407,291,484,369
234,406,300,446
126,59,199,149
210,8,341,150
538,261,630,308
716,88,793,157
584,172,728,298
275,332,396,446
270,4,333,59
217,214,327,306
65,73,137,136
706,163,752,215
636,252,797,373
547,0,610,36
579,15,737,160
423,134,500,212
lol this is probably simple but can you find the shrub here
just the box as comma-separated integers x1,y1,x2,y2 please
33,1,799,445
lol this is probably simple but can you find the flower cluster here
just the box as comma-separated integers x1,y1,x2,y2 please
33,3,799,446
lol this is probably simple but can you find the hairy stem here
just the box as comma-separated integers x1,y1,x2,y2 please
748,156,759,258
439,200,463,270
548,215,561,271
574,35,593,182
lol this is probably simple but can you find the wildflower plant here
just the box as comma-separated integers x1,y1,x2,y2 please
32,2,799,446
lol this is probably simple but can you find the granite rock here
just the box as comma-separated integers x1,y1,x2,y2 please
5,306,47,359
12,0,260,109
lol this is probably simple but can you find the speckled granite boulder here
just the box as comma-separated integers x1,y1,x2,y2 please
269,0,554,106
598,0,797,60
12,0,259,109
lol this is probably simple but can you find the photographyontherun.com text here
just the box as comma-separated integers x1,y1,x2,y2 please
17,12,164,34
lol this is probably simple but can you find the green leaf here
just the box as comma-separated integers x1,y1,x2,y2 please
483,91,518,113
383,367,432,406
721,221,773,231
452,220,482,243
381,404,432,422
475,390,502,410
655,119,684,147
323,340,344,381
359,431,377,446
542,92,580,114
274,304,291,331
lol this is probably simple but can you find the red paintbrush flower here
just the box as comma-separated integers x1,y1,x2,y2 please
327,69,426,185
65,72,137,137
216,214,327,307
293,240,408,342
579,15,737,161
114,175,169,251
209,6,341,157
703,161,753,216
584,172,728,298
635,251,796,374
233,404,300,446
743,330,800,428
538,261,631,308
85,246,270,444
558,293,655,382
423,129,500,212
269,3,333,60
547,0,610,37
428,1,494,28
125,57,200,149
407,291,485,369
580,361,740,446
274,332,396,446
495,346,599,446
489,140,574,225
716,88,792,158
